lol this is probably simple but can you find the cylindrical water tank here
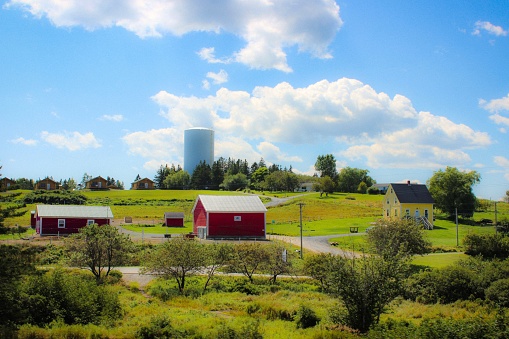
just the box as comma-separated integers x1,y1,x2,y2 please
184,128,214,174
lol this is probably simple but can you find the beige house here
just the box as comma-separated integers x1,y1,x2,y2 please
384,181,434,229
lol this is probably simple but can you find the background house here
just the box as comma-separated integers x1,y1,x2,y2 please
34,204,113,235
35,177,59,190
164,212,185,227
131,177,155,190
0,177,15,191
384,181,434,229
85,176,108,190
192,195,267,239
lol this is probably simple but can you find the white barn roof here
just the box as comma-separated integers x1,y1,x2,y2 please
194,195,267,213
36,205,113,218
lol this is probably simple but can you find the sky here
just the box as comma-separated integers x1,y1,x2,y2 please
0,0,508,200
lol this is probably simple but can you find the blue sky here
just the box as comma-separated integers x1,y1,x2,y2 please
1,0,508,200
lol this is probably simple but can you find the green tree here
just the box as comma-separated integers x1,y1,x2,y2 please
65,224,133,284
143,237,208,293
367,219,431,259
163,170,190,189
325,254,409,333
250,167,269,190
222,173,248,191
263,242,293,284
315,154,338,179
230,243,270,283
154,165,171,189
337,167,375,193
313,175,335,197
190,161,212,189
202,243,235,293
427,166,480,218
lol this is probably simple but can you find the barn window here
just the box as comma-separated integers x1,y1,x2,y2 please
58,219,65,228
87,220,95,225
234,216,241,221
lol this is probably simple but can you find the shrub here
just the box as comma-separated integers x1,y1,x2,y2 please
136,316,188,339
486,278,509,307
295,304,320,329
464,234,509,259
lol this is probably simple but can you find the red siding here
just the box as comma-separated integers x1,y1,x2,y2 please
38,217,110,235
208,212,265,238
193,200,207,234
166,218,184,227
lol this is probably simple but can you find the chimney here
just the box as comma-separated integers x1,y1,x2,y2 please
407,180,411,186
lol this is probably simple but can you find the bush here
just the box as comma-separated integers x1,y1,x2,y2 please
486,278,509,307
136,316,188,339
295,304,320,329
464,234,509,259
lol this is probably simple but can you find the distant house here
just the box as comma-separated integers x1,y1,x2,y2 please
35,177,59,190
192,195,267,239
0,177,16,191
384,181,434,229
34,204,113,236
164,212,185,227
131,178,155,190
85,176,108,190
295,182,314,192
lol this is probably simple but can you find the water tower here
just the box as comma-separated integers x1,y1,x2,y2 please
184,127,214,175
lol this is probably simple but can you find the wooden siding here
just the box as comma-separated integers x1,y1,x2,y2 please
165,218,184,227
208,212,265,238
37,217,110,236
193,199,207,234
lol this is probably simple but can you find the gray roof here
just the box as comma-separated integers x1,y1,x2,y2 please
194,195,267,213
390,183,434,204
36,205,113,218
164,212,185,218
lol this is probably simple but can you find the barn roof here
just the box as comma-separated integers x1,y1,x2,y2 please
390,183,434,204
194,195,267,213
164,212,185,218
36,205,114,218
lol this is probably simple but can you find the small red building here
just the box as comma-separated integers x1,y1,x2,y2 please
34,205,113,236
164,212,185,227
192,195,266,239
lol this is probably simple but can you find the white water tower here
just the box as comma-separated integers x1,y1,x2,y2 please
184,127,214,175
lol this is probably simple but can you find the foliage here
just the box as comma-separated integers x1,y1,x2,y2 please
163,169,190,189
367,219,431,259
19,269,122,326
154,164,172,189
222,172,248,191
263,169,300,192
295,304,320,329
263,242,294,284
190,160,213,189
0,192,27,234
464,233,509,259
337,167,375,193
229,242,271,283
22,190,87,205
136,316,188,339
304,253,336,291
315,154,338,180
427,166,481,218
203,243,235,293
250,166,269,190
65,224,134,284
143,237,208,293
314,175,336,196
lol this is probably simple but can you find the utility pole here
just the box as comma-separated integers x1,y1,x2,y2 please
298,202,304,259
455,207,459,247
495,201,498,234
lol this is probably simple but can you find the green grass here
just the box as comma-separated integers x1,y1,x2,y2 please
411,252,467,268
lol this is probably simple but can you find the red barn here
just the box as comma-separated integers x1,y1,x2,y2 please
164,212,185,227
35,205,113,236
192,195,266,239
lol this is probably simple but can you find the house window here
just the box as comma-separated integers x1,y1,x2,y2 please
234,216,241,221
58,219,65,228
87,220,95,225
424,210,429,219
405,209,410,216
386,199,389,204
386,210,389,217
394,198,397,204
395,209,398,217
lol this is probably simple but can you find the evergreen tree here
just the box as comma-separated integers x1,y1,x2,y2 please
190,161,212,189
154,164,171,189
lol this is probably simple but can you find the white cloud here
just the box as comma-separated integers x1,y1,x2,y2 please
215,137,262,164
197,47,230,64
257,141,302,163
206,69,228,85
40,131,101,151
10,137,38,146
473,21,508,37
151,77,491,171
99,114,124,122
7,0,342,72
122,128,182,162
495,156,509,168
480,94,509,130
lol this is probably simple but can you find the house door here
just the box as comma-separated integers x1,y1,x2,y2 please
415,209,420,218
424,209,429,219
47,183,51,190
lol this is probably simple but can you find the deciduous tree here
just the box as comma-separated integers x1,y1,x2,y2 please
427,166,480,218
337,167,375,193
315,154,338,179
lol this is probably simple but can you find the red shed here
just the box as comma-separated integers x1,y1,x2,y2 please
35,205,113,236
192,195,266,239
164,212,185,227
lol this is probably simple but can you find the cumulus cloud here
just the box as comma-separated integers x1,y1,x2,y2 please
257,141,302,163
10,137,38,146
480,94,509,131
472,21,508,37
151,77,490,170
495,156,509,182
99,114,124,122
40,131,101,151
7,0,342,71
122,128,183,168
206,69,228,85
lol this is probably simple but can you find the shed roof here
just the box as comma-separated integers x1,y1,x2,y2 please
132,177,154,184
36,205,113,218
164,212,185,219
390,183,434,204
194,195,267,213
